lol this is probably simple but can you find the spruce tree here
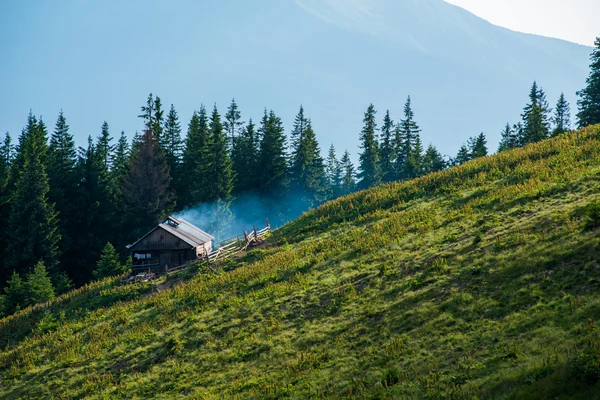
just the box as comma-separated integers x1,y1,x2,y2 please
47,111,78,279
181,107,211,207
139,94,164,142
552,93,571,136
70,136,114,283
470,133,488,159
455,145,470,166
379,110,395,182
6,130,60,277
406,134,424,178
96,121,114,171
498,123,519,152
224,99,244,146
423,144,446,174
513,122,526,147
93,242,127,280
577,37,600,128
4,271,25,314
207,105,234,241
231,119,259,194
521,81,551,144
11,112,49,186
25,261,55,306
123,129,174,242
162,105,184,200
340,150,356,195
357,104,381,189
0,133,13,282
325,144,342,198
257,110,289,217
289,106,327,207
394,96,421,180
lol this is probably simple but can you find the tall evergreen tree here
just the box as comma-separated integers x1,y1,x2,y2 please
206,105,235,240
231,119,259,194
577,37,600,128
68,136,115,283
123,129,174,242
0,133,13,281
257,110,289,217
325,144,342,198
139,93,164,142
521,81,551,144
422,144,446,174
47,111,78,278
513,122,526,147
162,104,184,200
224,99,244,146
394,96,421,180
5,127,60,277
552,93,571,136
470,133,488,159
96,121,114,171
406,134,424,178
379,110,395,182
11,112,49,185
340,150,356,195
357,104,381,189
498,123,519,152
289,106,327,207
108,131,131,249
181,107,211,207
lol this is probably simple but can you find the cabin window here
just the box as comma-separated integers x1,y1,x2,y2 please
134,253,153,260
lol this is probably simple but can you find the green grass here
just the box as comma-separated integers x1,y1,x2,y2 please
2,126,600,399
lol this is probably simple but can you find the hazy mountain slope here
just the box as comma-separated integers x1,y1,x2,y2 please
2,125,600,399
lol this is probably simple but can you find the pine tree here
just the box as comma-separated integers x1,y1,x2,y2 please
470,133,488,159
47,111,79,280
139,93,164,142
224,99,244,146
162,105,184,200
289,106,327,207
0,133,13,282
257,110,289,216
394,96,421,180
11,112,49,186
181,107,212,207
108,131,131,252
70,136,114,283
25,261,55,306
340,150,356,195
231,119,259,194
111,132,130,187
123,130,174,242
552,93,571,136
93,242,128,280
379,110,395,182
422,144,446,174
96,121,114,171
5,129,61,277
455,144,471,166
577,37,600,128
513,122,526,147
325,144,342,198
207,105,234,241
521,81,551,144
4,271,25,314
406,134,424,178
357,104,381,189
498,123,519,152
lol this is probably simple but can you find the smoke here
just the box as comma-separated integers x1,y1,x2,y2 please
176,190,316,245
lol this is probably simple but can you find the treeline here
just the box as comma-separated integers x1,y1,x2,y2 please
0,37,599,317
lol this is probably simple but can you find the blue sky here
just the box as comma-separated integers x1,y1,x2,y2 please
0,0,597,158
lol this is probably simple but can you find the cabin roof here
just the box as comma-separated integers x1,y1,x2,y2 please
129,217,214,251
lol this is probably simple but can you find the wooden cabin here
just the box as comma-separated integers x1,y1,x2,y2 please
128,217,214,273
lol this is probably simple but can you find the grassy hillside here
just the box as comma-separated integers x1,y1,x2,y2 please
2,126,600,399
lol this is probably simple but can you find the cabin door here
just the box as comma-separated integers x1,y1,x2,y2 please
159,252,171,271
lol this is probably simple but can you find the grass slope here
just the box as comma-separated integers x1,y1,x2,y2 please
2,126,600,399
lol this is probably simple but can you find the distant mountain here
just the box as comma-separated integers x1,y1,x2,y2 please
287,0,591,155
